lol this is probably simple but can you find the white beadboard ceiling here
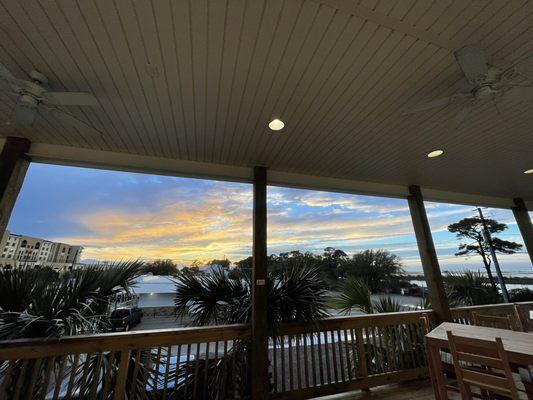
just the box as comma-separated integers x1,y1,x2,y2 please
0,0,532,202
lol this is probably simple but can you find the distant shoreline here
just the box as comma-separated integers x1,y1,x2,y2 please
405,274,533,285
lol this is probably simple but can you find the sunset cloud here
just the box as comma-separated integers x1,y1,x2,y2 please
8,164,530,273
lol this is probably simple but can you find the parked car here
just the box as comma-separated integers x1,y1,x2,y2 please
109,307,143,331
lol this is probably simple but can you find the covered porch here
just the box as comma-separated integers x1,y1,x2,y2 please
1,0,533,399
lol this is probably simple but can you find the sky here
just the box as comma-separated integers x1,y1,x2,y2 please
8,163,532,275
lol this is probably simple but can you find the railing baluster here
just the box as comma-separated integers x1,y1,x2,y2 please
295,334,302,390
330,330,339,382
280,335,286,392
26,358,43,400
356,328,368,380
173,344,182,391
222,340,228,397
272,337,278,392
128,349,141,400
310,331,317,387
404,324,417,368
77,354,92,399
203,342,209,399
89,353,103,400
141,349,153,396
13,358,28,400
154,347,162,391
231,339,237,397
40,356,55,400
184,343,191,398
101,351,116,399
65,354,79,400
193,342,201,398
303,332,310,388
288,334,294,390
323,331,331,384
336,330,345,382
163,345,172,400
344,329,352,380
316,331,325,385
113,350,131,400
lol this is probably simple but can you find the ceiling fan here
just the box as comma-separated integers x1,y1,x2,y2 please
403,45,533,128
0,62,103,136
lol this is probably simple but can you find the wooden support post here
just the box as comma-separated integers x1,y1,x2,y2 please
0,137,31,237
512,198,533,266
251,166,268,399
408,185,451,323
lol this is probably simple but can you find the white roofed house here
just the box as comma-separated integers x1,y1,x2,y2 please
0,1,533,399
132,274,177,310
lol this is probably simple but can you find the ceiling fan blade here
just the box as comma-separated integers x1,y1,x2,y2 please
454,45,488,84
12,101,37,125
0,62,20,86
514,54,533,80
49,108,103,137
403,93,470,114
503,86,533,103
42,91,98,106
451,106,470,131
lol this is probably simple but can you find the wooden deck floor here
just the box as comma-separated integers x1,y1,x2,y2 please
313,379,461,400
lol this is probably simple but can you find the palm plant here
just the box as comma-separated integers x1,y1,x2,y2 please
175,264,329,332
335,278,404,314
0,261,142,339
174,264,329,397
445,270,502,306
335,278,373,314
374,296,402,313
0,262,143,399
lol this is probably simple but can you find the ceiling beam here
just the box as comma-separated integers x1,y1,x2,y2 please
312,0,462,51
24,141,524,209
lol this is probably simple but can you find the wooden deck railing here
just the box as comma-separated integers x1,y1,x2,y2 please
0,324,251,400
269,310,429,399
0,301,531,399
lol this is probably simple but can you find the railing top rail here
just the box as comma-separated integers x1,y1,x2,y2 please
0,323,251,360
1,301,531,360
451,301,533,313
276,309,432,335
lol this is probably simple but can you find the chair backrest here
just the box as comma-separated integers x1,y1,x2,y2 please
513,303,531,332
446,330,520,400
420,313,432,334
472,312,521,331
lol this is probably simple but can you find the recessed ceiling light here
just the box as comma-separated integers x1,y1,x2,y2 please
524,169,533,174
268,119,285,131
427,149,444,158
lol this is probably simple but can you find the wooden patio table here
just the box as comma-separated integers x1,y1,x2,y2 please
425,322,533,400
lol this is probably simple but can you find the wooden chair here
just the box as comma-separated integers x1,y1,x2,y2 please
472,312,522,331
446,330,520,400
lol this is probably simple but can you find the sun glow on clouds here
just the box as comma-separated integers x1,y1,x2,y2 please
8,164,530,272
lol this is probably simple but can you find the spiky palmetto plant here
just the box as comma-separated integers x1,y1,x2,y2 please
0,261,143,399
175,264,329,332
336,278,404,314
0,261,142,339
373,296,403,313
335,278,373,314
174,264,329,398
445,270,502,306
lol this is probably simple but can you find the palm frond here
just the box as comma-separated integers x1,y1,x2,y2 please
374,296,403,313
335,278,373,314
